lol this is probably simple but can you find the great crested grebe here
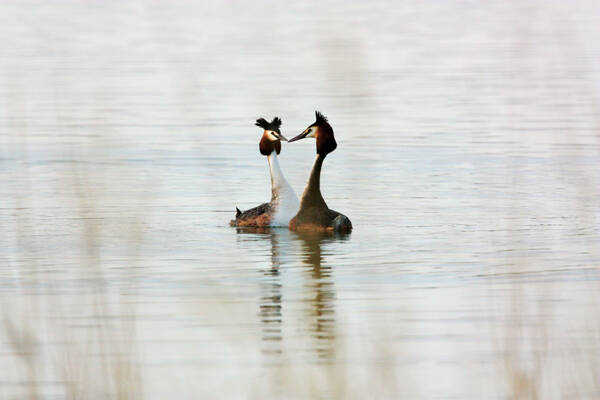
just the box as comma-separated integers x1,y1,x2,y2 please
230,117,299,227
287,111,352,233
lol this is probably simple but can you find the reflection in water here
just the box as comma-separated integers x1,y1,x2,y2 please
235,228,348,364
293,232,340,363
235,227,284,362
259,230,283,359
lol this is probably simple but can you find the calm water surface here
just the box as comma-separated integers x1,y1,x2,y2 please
1,1,600,398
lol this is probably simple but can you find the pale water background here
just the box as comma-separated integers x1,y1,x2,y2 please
1,1,600,399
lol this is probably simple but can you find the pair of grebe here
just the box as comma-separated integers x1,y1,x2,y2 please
230,111,352,233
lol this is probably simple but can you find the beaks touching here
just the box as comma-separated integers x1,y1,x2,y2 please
274,132,288,142
288,130,308,143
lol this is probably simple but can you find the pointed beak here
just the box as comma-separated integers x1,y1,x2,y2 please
288,131,308,143
270,131,287,142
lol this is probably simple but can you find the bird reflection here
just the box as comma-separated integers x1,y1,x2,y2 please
258,230,283,357
235,227,348,364
292,231,339,362
235,227,284,363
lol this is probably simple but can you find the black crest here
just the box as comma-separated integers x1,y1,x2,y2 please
255,116,282,133
271,117,282,130
315,110,328,124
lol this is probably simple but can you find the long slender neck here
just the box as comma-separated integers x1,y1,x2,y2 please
299,153,327,209
267,152,289,201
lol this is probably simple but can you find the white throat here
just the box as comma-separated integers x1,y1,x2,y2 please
267,152,299,227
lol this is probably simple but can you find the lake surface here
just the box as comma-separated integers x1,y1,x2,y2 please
1,1,600,398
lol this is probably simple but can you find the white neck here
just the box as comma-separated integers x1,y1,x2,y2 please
267,152,286,198
267,152,299,226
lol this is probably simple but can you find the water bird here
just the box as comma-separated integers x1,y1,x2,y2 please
230,117,299,227
287,111,352,233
